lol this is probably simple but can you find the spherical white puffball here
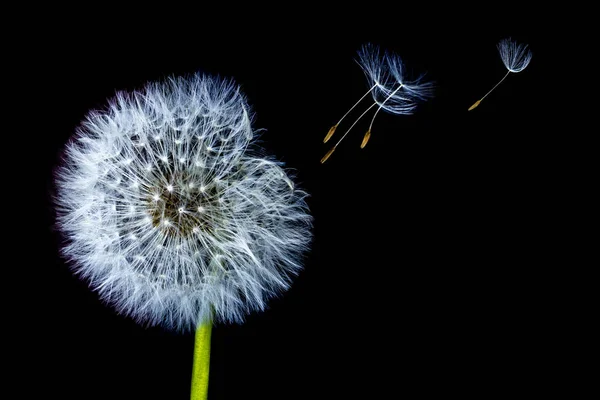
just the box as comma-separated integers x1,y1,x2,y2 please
55,73,313,331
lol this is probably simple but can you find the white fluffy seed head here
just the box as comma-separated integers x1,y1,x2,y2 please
357,43,434,115
55,73,313,331
498,37,532,73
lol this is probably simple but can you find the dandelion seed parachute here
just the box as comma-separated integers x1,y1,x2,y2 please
55,73,313,332
468,37,532,111
321,43,433,163
498,37,533,73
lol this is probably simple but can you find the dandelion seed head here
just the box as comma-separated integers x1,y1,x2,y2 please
55,73,313,331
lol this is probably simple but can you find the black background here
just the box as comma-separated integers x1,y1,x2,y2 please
27,8,559,400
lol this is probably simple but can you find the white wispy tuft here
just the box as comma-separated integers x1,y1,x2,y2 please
498,37,532,73
55,73,313,331
357,43,434,116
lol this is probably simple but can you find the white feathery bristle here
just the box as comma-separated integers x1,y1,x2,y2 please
498,37,532,73
357,43,434,115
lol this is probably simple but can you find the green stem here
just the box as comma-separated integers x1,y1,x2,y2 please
190,321,213,400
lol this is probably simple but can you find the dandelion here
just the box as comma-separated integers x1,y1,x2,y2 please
468,37,532,111
321,43,433,163
55,73,313,399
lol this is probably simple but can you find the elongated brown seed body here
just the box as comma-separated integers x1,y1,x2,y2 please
468,100,481,111
320,147,336,164
360,130,371,149
324,125,337,143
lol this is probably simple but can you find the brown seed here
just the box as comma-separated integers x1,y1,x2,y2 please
320,147,336,164
360,130,371,149
324,125,337,143
468,100,481,111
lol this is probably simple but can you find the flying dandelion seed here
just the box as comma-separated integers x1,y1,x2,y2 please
468,37,532,111
321,43,433,163
54,73,313,399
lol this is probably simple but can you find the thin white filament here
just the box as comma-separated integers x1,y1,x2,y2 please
368,84,404,132
335,85,377,126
